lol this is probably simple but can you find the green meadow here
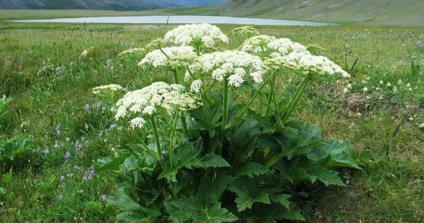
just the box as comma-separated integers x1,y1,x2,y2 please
1,10,424,222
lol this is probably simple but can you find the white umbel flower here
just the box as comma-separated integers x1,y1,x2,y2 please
280,52,350,78
129,117,146,129
139,46,196,68
114,82,201,123
189,50,266,86
190,79,203,93
92,84,124,94
164,24,229,47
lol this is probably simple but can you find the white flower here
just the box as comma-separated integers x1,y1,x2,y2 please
189,50,266,86
190,79,203,93
118,48,145,57
228,73,244,87
129,117,145,129
81,49,89,57
277,51,350,78
139,46,196,68
164,24,229,47
142,106,156,116
241,35,277,54
114,82,200,122
419,123,424,129
267,38,308,55
92,84,124,94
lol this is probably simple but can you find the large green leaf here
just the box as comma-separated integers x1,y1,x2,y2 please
307,140,361,169
307,166,345,186
228,178,271,212
166,196,238,223
0,135,33,161
159,140,203,182
108,187,161,222
275,123,324,160
201,153,231,168
232,162,268,177
192,202,238,223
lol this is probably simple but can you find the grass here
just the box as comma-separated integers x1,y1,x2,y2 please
0,18,423,222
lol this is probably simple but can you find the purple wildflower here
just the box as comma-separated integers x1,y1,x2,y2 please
75,140,82,153
64,151,71,160
95,101,102,109
100,194,108,202
55,123,61,135
56,66,65,73
83,166,95,182
84,103,91,112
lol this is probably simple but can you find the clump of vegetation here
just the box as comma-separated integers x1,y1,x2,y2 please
0,19,423,222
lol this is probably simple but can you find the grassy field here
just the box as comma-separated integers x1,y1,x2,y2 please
1,15,424,222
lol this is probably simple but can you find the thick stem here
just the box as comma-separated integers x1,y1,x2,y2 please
265,73,276,117
169,115,179,167
180,113,188,134
281,75,311,124
150,116,164,166
173,69,180,84
222,78,229,129
229,71,277,129
200,90,212,128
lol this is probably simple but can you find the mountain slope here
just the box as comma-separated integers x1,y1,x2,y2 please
214,0,424,26
155,0,423,26
0,0,229,10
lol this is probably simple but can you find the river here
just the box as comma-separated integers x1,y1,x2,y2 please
10,15,335,26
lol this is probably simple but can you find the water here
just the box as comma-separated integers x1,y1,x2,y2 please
10,15,335,26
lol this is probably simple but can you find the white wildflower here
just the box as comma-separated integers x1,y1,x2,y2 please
189,50,266,86
92,84,124,94
139,46,196,68
118,48,145,57
419,123,424,129
114,82,200,121
228,73,244,87
164,24,229,47
142,106,156,116
241,35,277,54
279,51,350,78
190,79,203,93
129,117,145,129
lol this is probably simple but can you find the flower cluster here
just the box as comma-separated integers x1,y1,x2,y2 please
117,48,145,57
240,35,348,78
92,84,124,94
164,23,229,47
114,82,200,128
188,50,266,87
139,46,197,68
280,52,350,77
232,26,260,38
241,35,277,54
242,36,308,57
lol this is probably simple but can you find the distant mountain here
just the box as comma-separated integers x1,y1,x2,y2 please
0,0,229,10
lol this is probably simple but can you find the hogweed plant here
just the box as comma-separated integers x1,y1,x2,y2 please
100,24,363,222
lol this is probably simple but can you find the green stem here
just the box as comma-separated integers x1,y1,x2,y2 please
169,114,179,167
150,116,165,166
265,72,276,117
180,113,188,134
173,69,180,84
230,71,277,128
222,78,229,129
195,43,201,56
200,90,212,128
281,75,311,124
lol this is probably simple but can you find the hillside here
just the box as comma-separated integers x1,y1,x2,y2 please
0,0,228,10
159,0,424,26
